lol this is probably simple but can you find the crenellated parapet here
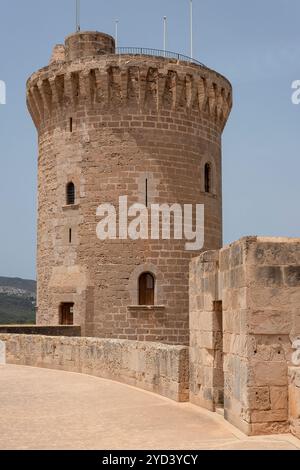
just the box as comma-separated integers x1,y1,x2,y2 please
26,33,232,132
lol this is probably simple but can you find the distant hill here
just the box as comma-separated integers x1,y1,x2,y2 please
0,277,36,294
0,277,36,325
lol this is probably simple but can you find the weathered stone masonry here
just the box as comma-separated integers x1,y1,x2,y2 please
190,236,300,436
289,367,300,440
1,238,299,437
21,30,300,439
0,334,189,403
27,31,232,344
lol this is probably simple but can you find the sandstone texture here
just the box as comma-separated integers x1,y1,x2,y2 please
0,334,189,402
22,30,300,441
27,31,232,345
289,367,300,439
190,236,300,436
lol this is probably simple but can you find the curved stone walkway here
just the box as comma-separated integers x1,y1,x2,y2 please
0,364,299,450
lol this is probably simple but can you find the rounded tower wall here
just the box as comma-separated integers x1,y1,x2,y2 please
27,32,232,344
65,31,116,60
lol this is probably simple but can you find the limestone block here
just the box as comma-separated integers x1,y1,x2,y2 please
251,421,289,436
219,248,230,271
203,294,215,312
249,336,290,362
229,242,244,268
223,310,244,335
231,288,247,310
291,314,300,337
247,310,292,335
197,311,221,332
247,287,300,311
247,239,300,267
270,386,288,411
253,362,287,387
289,369,300,421
199,331,222,350
283,266,300,287
290,419,300,439
223,333,255,357
247,266,284,288
247,387,270,411
220,266,246,290
199,348,215,367
250,409,288,423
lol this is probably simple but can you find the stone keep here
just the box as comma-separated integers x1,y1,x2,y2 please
27,31,232,344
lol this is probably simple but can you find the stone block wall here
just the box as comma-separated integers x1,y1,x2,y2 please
289,367,300,439
0,334,189,402
189,250,223,411
219,238,250,433
189,236,300,436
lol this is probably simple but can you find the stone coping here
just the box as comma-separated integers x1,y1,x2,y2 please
0,334,189,403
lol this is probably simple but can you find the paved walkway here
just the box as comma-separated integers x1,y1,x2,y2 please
0,364,299,450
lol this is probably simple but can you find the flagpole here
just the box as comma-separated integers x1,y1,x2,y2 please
163,16,167,56
190,0,193,58
115,20,119,48
76,0,80,32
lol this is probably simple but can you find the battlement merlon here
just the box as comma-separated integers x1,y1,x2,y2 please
26,31,233,132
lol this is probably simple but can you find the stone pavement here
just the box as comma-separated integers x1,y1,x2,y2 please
0,364,299,450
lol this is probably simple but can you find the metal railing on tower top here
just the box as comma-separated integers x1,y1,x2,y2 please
115,47,206,68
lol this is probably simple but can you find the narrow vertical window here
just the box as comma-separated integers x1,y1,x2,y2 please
69,117,73,132
204,163,211,193
145,178,148,208
66,182,75,205
139,272,155,306
69,228,72,244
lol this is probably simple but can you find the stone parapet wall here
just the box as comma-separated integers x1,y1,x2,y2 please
0,334,189,402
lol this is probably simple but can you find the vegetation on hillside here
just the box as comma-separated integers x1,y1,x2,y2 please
0,277,36,325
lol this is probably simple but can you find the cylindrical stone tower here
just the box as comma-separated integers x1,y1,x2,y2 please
27,31,232,345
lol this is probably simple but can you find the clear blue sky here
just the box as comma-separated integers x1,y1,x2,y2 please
0,0,299,279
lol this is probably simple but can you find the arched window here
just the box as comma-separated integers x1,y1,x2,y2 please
204,163,211,193
66,182,75,205
139,272,155,306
